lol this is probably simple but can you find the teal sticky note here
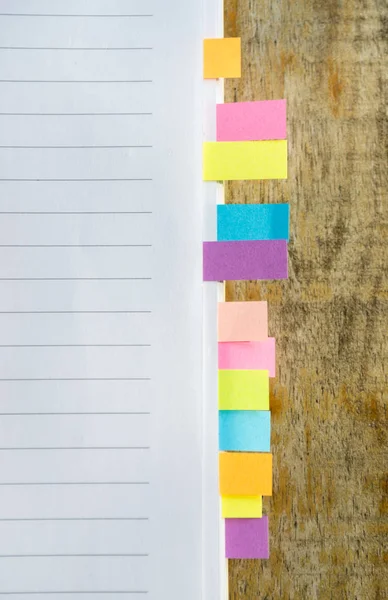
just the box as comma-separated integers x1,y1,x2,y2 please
219,410,271,452
217,204,289,241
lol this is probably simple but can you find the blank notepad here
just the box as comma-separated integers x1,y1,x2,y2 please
0,1,221,599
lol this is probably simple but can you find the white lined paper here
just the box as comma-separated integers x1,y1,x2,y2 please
0,557,149,594
0,449,150,482
0,247,152,278
0,85,154,114
0,0,220,597
0,313,152,343
0,1,154,595
0,53,152,81
0,180,153,212
0,484,150,520
0,280,152,312
0,520,150,554
0,213,152,245
0,414,151,448
0,149,153,179
0,380,151,413
0,120,153,148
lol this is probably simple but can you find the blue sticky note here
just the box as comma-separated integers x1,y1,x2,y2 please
217,203,289,241
219,410,271,452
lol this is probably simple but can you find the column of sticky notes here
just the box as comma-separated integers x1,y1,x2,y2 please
218,301,273,559
203,38,289,561
203,99,289,282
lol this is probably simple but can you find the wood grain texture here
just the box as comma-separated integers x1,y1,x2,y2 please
224,1,388,598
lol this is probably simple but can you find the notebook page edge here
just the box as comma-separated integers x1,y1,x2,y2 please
202,0,226,598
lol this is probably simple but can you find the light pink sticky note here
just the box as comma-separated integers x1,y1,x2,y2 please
218,301,268,342
218,338,276,377
216,100,287,142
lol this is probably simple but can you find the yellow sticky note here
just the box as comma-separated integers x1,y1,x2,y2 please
222,496,263,518
203,38,241,79
218,369,269,410
203,140,288,181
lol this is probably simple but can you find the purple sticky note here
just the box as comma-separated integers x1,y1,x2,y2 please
225,516,269,559
217,100,287,142
203,240,288,281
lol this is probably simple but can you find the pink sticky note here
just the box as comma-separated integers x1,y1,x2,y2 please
216,100,287,142
225,517,269,559
218,338,276,377
218,301,268,342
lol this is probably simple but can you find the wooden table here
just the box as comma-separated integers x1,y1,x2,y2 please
225,1,387,597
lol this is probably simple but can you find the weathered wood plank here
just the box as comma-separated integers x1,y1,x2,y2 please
225,1,388,598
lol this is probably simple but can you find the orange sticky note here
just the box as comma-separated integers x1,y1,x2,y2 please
219,452,273,496
203,38,241,79
218,301,268,342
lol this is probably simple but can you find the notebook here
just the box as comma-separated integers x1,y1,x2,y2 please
0,1,224,599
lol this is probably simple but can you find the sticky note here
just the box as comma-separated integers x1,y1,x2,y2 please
216,100,287,142
221,495,263,519
225,517,269,559
219,410,271,451
218,338,276,377
203,140,287,181
219,452,273,496
203,240,288,281
217,204,290,241
218,370,269,410
203,38,241,79
219,410,271,452
218,301,268,342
